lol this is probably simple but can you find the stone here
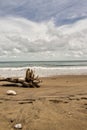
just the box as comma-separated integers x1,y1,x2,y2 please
14,123,22,129
6,90,16,95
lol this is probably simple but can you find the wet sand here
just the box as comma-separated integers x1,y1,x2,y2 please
0,75,87,130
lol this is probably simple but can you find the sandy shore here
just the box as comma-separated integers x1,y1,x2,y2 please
0,75,87,130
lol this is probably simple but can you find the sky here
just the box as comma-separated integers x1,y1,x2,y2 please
0,0,87,61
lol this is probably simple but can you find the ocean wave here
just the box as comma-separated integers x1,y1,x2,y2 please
0,66,87,77
0,66,87,70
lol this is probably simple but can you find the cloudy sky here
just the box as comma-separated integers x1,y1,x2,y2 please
0,0,87,61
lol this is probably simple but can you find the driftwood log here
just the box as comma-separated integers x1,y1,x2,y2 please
0,68,41,88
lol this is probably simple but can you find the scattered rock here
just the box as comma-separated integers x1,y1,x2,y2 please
14,123,22,129
81,97,87,100
68,112,71,115
10,119,14,123
49,99,62,103
6,90,16,95
68,112,72,117
19,101,33,104
63,101,69,103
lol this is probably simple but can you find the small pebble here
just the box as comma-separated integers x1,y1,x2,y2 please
14,123,22,129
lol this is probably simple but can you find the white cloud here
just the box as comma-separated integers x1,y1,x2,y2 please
0,17,87,61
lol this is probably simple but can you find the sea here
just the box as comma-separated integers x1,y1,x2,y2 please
0,60,87,78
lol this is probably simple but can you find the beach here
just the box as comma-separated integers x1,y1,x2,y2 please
0,0,87,129
0,75,87,130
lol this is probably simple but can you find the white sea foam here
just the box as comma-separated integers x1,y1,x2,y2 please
0,66,87,78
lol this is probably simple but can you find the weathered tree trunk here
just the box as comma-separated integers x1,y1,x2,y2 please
0,69,41,88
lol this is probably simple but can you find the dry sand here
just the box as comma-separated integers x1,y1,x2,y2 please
0,75,87,130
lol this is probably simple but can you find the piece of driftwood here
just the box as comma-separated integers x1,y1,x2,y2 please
0,68,41,88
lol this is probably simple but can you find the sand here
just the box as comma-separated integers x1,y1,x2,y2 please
0,75,87,130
